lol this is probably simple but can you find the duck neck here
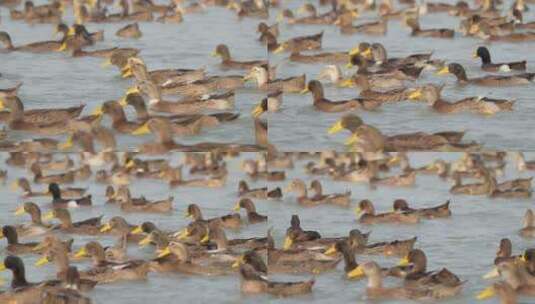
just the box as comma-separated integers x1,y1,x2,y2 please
6,230,19,245
480,52,491,64
367,273,382,289
59,216,73,229
255,69,269,87
524,212,534,228
30,208,43,225
341,246,357,272
56,249,70,273
92,248,107,266
11,264,29,288
7,98,24,122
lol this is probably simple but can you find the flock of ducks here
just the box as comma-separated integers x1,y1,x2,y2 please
0,151,532,303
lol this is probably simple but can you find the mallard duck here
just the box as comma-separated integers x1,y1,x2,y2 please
408,84,514,115
396,249,463,296
308,179,352,207
40,266,93,303
520,209,535,238
12,177,84,198
289,50,349,64
347,55,424,81
335,13,387,35
0,96,84,125
211,44,267,69
244,65,306,93
0,30,67,52
30,164,74,185
238,180,282,199
356,199,420,224
48,183,92,208
150,241,233,274
13,202,51,237
404,16,454,38
288,3,341,24
512,8,535,29
449,169,496,195
1,225,40,254
233,198,267,224
349,75,412,103
369,43,433,68
437,63,535,86
257,22,279,41
116,23,142,39
271,31,323,54
43,209,102,235
474,46,526,72
99,216,144,243
393,199,451,219
283,215,321,247
75,241,149,283
186,203,241,229
480,259,535,295
284,178,350,207
242,159,286,181
350,261,460,300
328,115,386,151
302,80,382,113
119,195,174,213
238,263,315,296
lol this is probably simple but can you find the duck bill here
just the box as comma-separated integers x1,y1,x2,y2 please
273,45,285,54
398,256,410,266
361,48,372,59
338,78,354,87
132,123,151,136
300,87,309,94
101,59,112,68
74,247,88,259
57,42,68,52
157,246,172,258
43,211,55,221
472,51,478,58
0,99,4,111
408,89,422,101
0,264,5,271
35,256,50,267
282,236,293,250
32,242,46,252
324,244,337,255
138,236,152,247
348,47,360,56
200,233,210,244
436,66,449,75
100,223,112,233
14,206,25,216
59,135,73,151
232,256,244,268
347,265,364,279
210,51,218,57
344,134,359,146
126,86,140,95
131,226,143,235
118,97,128,107
482,267,499,279
328,120,344,134
121,66,133,78
354,206,362,217
67,27,76,36
176,229,189,240
92,106,103,116
476,286,495,300
233,202,241,212
251,104,264,118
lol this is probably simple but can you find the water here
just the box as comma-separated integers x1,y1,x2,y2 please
0,151,533,303
268,1,535,151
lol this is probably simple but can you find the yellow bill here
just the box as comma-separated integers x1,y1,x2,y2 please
157,246,172,258
283,236,293,250
100,223,112,233
328,120,344,134
132,123,151,136
476,286,495,300
14,206,25,216
35,256,50,267
347,265,364,278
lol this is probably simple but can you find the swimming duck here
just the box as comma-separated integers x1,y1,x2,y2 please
242,159,286,181
511,9,535,29
238,180,282,199
43,209,102,235
369,43,433,68
271,31,323,54
31,163,75,184
186,203,241,229
233,198,267,224
75,241,149,283
243,66,303,93
350,75,412,103
393,199,451,219
119,193,174,213
99,216,145,243
116,22,142,39
437,63,535,86
289,50,349,64
257,22,279,42
520,209,535,238
347,55,424,81
0,96,84,125
0,30,67,52
473,46,526,72
328,115,386,151
238,262,315,296
356,199,420,224
13,202,51,237
335,12,387,35
511,152,535,171
48,183,92,208
449,169,496,195
285,178,351,207
409,84,514,115
397,249,463,295
302,80,382,113
211,44,267,70
1,225,40,255
0,82,22,99
476,281,517,303
40,266,93,303
404,16,455,38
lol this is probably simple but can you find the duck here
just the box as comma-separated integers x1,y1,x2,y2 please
13,202,51,237
43,209,102,235
356,199,420,224
511,152,535,171
283,215,321,247
308,180,352,207
233,198,267,224
520,209,535,238
289,50,349,64
0,82,22,99
99,216,145,243
0,96,84,125
393,199,452,219
511,8,535,29
74,241,149,283
481,259,535,295
257,22,279,42
244,65,306,93
48,183,92,208
347,55,424,81
285,178,351,207
116,23,143,39
350,75,412,103
242,159,286,181
238,262,315,296
40,266,93,304
12,177,85,198
404,16,454,38
408,84,514,115
335,11,387,36
238,180,282,199
0,30,68,52
271,31,323,54
369,43,434,68
350,261,460,300
473,46,526,72
0,225,40,255
186,203,241,229
449,169,496,195
211,44,267,69
327,115,386,152
437,63,535,86
302,80,382,113
150,241,233,275
476,281,517,303
396,249,464,295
